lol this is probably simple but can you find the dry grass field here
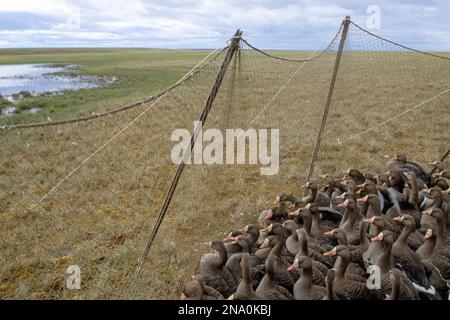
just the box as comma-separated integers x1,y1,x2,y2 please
1,26,449,299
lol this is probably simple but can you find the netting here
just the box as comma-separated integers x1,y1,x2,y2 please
1,19,449,299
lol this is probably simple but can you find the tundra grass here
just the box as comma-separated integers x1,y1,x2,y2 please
0,47,449,299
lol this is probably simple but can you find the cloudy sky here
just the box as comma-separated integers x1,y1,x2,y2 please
0,0,449,50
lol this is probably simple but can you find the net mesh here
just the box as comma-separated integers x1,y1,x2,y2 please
1,20,449,299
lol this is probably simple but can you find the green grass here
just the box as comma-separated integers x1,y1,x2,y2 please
0,48,215,125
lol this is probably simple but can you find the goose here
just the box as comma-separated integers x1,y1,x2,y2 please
228,253,261,300
256,244,294,300
344,169,366,185
260,223,295,291
308,202,334,238
322,268,338,300
266,205,289,223
371,231,420,300
387,169,406,192
296,228,332,273
434,170,450,180
181,279,206,300
421,208,450,257
182,275,225,300
257,235,292,265
335,199,362,245
356,179,385,213
386,269,402,300
416,227,450,297
319,174,340,200
273,193,305,209
323,245,373,300
287,255,326,300
225,235,262,285
323,224,369,272
363,216,395,267
358,194,401,236
387,154,431,186
431,177,449,191
282,220,301,255
200,240,238,297
376,173,391,188
288,206,326,251
391,214,435,296
429,161,445,176
420,187,449,233
258,204,289,227
385,171,422,225
302,180,332,207
393,212,424,252
287,208,326,255
223,230,244,257
238,224,260,250
319,174,347,207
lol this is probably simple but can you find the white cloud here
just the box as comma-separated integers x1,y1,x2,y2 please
0,0,449,50
0,0,76,17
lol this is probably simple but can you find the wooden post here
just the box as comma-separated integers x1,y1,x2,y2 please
136,29,242,275
305,16,350,189
440,148,450,162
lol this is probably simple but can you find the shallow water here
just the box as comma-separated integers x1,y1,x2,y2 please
0,63,111,96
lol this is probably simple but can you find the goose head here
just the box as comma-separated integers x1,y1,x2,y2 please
363,216,385,230
287,255,312,272
323,245,349,259
181,280,203,300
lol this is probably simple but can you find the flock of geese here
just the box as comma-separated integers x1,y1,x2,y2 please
182,154,450,300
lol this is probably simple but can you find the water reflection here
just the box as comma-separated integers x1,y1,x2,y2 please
0,63,115,96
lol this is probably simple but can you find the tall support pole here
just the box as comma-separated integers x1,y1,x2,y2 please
305,16,350,188
136,29,242,275
440,148,450,162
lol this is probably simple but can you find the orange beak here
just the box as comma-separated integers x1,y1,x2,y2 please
422,208,433,216
323,247,337,257
356,195,368,203
335,194,345,200
223,236,233,243
323,230,334,238
273,196,280,205
393,215,404,223
260,224,273,234
337,199,349,209
371,233,383,242
362,217,375,224
287,259,298,272
424,229,433,240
